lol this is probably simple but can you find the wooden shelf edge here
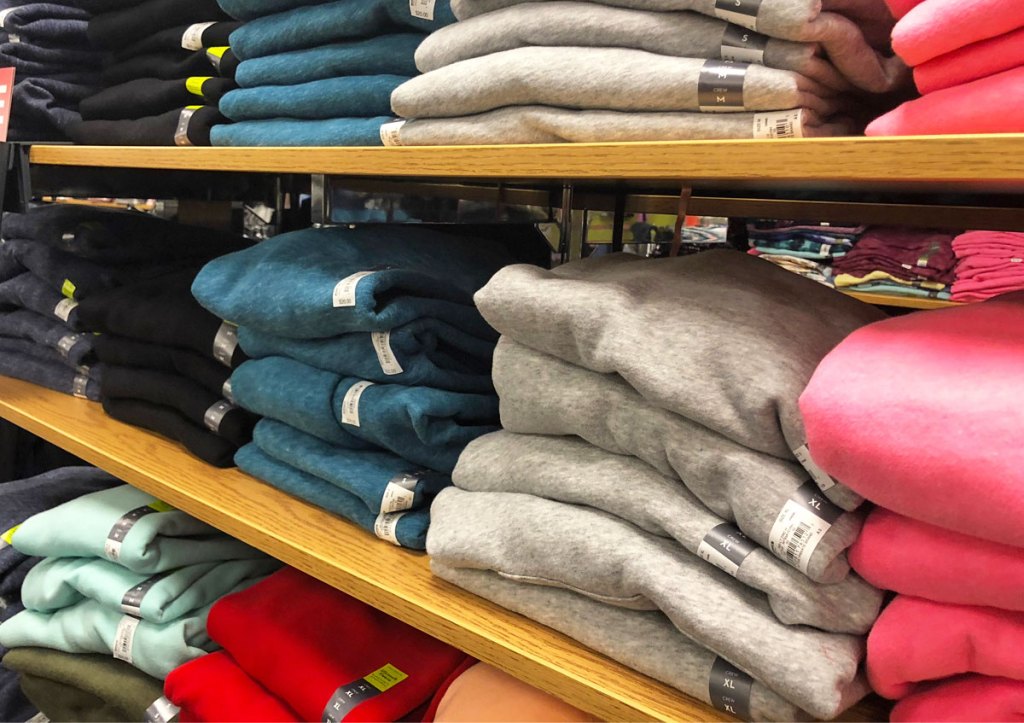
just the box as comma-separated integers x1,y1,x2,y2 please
840,291,960,310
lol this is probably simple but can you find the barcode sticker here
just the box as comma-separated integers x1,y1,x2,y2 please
54,298,78,323
714,0,762,31
768,482,843,574
371,331,404,375
373,511,406,546
753,110,803,139
379,120,405,147
793,443,836,491
181,21,217,50
340,381,374,427
332,271,375,308
113,615,140,663
720,23,768,64
409,0,435,20
697,523,756,577
381,473,419,513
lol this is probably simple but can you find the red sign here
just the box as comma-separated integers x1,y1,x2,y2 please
0,67,15,142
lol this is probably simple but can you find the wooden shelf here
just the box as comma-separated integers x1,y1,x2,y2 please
26,135,1024,192
0,376,890,723
839,291,960,310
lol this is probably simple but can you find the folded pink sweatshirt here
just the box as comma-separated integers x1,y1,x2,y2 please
882,0,923,20
867,66,1024,135
799,292,1024,547
892,0,1024,66
868,596,1024,699
849,508,1024,611
892,676,1024,722
915,26,1024,94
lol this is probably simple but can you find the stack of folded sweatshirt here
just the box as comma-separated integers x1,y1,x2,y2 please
69,0,240,144
869,0,1024,134
209,0,453,146
746,220,866,286
0,484,279,707
0,0,106,141
387,0,909,145
800,293,1024,722
950,230,1024,302
191,225,517,548
0,467,120,723
831,226,956,299
162,567,470,722
428,249,889,720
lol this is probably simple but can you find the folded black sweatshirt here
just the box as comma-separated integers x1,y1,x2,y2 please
67,105,225,146
114,21,241,61
101,49,217,86
93,335,230,397
101,396,237,467
87,0,230,50
80,77,236,120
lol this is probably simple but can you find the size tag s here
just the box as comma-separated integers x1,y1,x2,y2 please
793,443,836,491
381,473,420,513
753,110,803,139
379,120,405,147
54,297,78,323
113,614,140,663
373,511,406,546
181,21,217,50
720,23,768,64
145,696,181,723
409,0,435,20
322,664,408,723
768,481,843,574
371,331,404,375
697,60,747,112
332,271,376,307
212,321,239,367
709,657,753,720
340,381,374,427
103,502,172,563
121,572,168,617
714,0,762,31
697,523,756,577
203,399,236,433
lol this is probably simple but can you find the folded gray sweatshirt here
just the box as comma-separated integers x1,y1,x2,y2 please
454,431,882,631
416,2,850,91
396,106,852,144
391,47,839,119
492,338,862,583
449,0,908,93
476,251,884,509
428,488,866,720
432,563,819,721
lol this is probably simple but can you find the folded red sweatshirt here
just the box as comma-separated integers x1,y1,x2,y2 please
868,596,1024,699
850,508,1024,611
166,651,301,723
892,0,1024,65
799,293,1024,547
882,0,923,20
891,675,1024,722
208,568,470,723
915,26,1024,94
867,66,1024,135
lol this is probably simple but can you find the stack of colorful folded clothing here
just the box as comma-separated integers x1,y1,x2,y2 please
950,230,1024,302
800,293,1024,722
831,226,956,299
209,0,452,146
746,220,866,286
387,0,909,145
69,0,240,144
869,0,1024,134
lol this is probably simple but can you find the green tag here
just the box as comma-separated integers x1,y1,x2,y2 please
61,278,77,299
186,76,211,97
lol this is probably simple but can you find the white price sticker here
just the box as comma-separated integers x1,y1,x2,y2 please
340,381,374,427
409,0,435,20
379,120,405,147
374,511,406,545
181,21,217,50
53,298,78,323
793,443,836,491
768,483,841,574
332,271,375,308
753,110,803,139
113,615,140,663
372,331,404,375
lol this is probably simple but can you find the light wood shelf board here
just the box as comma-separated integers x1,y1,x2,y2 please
0,377,891,722
840,291,960,310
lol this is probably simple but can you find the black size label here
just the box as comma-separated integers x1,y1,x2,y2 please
698,523,757,576
791,481,843,524
721,24,769,64
322,664,407,723
714,0,762,31
698,60,747,112
120,572,168,616
709,657,753,720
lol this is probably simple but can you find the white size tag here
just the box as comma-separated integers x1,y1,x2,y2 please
371,331,404,375
793,443,836,491
53,298,78,323
72,375,89,399
340,381,374,427
7,34,18,43
145,696,181,723
25,713,49,723
374,511,406,545
104,537,123,562
222,378,235,403
332,271,376,308
0,8,16,27
212,321,239,367
753,110,803,139
409,0,435,20
181,21,217,50
768,482,842,574
381,473,419,513
379,120,405,147
113,615,140,663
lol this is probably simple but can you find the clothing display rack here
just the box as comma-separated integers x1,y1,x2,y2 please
2,134,1023,722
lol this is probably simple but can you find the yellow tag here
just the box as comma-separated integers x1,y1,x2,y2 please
1,525,20,545
185,105,203,111
147,500,175,513
61,278,77,299
206,46,228,59
364,664,407,693
186,76,212,97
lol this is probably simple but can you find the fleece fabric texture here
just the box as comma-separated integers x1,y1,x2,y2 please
0,598,219,679
234,34,422,87
867,596,1024,699
165,650,301,722
849,508,1024,611
219,74,408,121
8,77,97,142
235,441,432,549
0,340,101,400
0,4,88,45
393,48,838,119
891,0,1024,65
493,338,862,583
210,116,390,146
192,225,512,340
231,356,498,473
477,251,884,506
454,431,881,633
68,106,226,146
3,647,164,723
428,492,867,720
0,310,95,368
80,77,238,120
207,567,470,722
799,293,1024,547
913,26,1024,94
11,484,262,573
21,556,279,624
398,106,852,144
93,336,230,397
100,50,219,86
432,563,817,721
238,321,495,393
0,273,83,331
87,0,229,50
890,675,1024,723
416,2,849,90
227,0,454,59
